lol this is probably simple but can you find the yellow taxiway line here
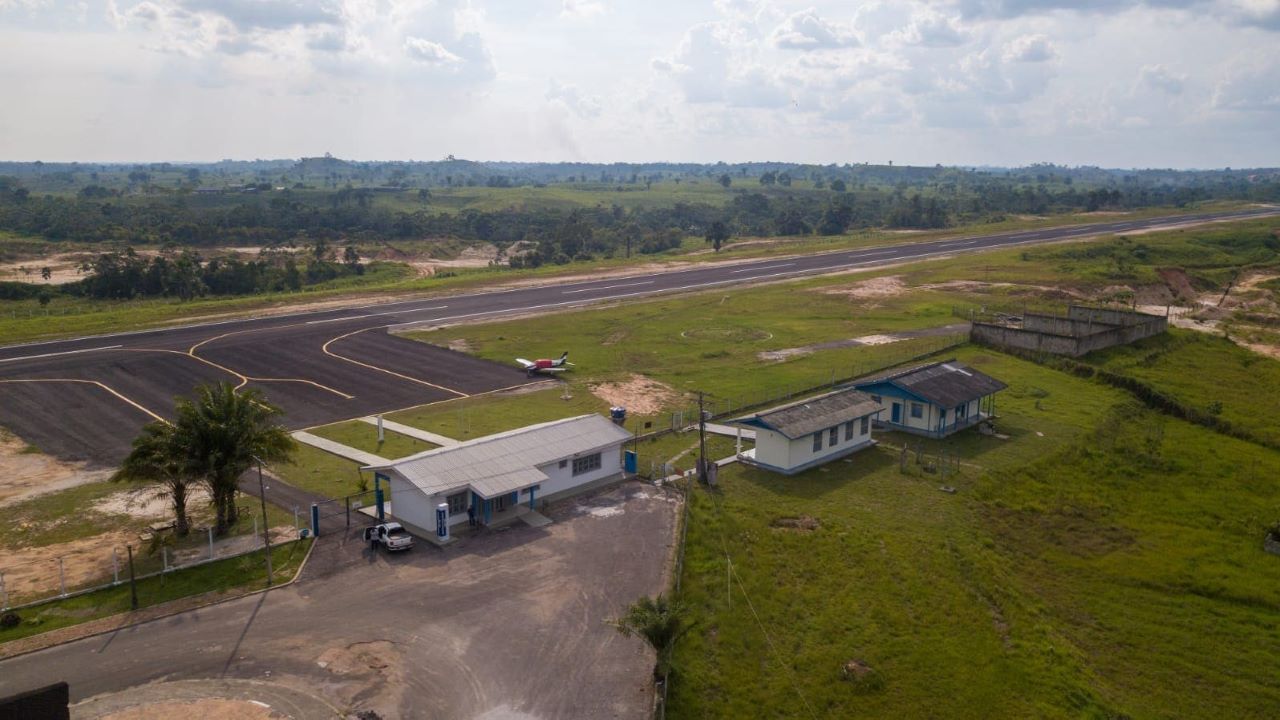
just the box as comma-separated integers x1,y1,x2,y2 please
321,327,469,398
0,378,167,423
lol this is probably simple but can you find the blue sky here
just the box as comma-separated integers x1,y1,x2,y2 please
1,0,1277,167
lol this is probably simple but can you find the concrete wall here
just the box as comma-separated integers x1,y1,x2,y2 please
534,442,624,497
389,476,456,531
973,306,1166,357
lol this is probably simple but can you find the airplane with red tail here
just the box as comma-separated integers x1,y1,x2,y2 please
516,351,574,376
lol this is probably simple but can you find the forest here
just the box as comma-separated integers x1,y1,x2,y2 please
2,157,1278,301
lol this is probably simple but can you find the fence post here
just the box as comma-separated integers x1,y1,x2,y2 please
209,526,215,561
254,515,259,539
293,506,300,531
58,557,66,597
163,546,169,573
311,503,320,537
0,571,7,610
113,549,120,585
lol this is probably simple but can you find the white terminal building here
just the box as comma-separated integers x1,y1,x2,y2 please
364,414,632,539
732,387,881,475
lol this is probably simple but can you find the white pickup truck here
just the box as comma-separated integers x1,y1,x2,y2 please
363,522,414,552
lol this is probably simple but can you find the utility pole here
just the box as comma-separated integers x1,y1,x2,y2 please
126,544,138,610
256,457,274,586
698,391,708,484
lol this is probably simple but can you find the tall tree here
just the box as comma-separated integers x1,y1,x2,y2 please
113,422,196,537
171,383,294,535
704,220,731,252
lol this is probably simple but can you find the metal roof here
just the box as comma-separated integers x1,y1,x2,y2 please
364,414,632,499
854,359,1006,408
733,387,881,440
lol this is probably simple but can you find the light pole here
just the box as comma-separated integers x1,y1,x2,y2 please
255,456,273,586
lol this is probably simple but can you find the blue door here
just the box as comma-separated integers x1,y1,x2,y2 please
891,403,901,423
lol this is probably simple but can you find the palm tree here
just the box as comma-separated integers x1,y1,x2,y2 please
113,421,195,537
609,594,691,678
172,383,294,535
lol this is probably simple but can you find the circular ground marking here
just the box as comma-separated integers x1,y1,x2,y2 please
679,327,773,342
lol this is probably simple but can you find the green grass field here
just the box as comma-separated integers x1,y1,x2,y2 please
668,347,1280,719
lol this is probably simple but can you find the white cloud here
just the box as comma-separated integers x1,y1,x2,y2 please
546,79,601,117
1003,34,1056,63
771,8,858,50
900,10,967,47
1139,64,1186,94
561,0,604,19
404,36,461,65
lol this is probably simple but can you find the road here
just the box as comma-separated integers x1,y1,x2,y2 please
0,482,676,719
1,206,1276,465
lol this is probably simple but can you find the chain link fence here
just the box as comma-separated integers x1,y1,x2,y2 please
0,511,305,612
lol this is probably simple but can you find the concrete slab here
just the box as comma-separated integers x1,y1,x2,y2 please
521,509,553,528
705,423,754,440
358,416,459,447
291,431,389,467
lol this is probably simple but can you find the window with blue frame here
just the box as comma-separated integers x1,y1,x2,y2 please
860,415,869,434
812,432,822,451
572,453,602,475
910,403,924,419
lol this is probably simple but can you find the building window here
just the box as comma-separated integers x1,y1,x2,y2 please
559,459,568,469
957,403,968,419
871,395,881,404
844,421,853,441
910,403,923,419
572,453,602,476
812,432,822,452
523,484,541,495
446,491,468,516
829,427,838,447
860,415,869,435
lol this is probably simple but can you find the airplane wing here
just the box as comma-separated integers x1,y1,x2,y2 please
515,358,535,369
540,367,569,373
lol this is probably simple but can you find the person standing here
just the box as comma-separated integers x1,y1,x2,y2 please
467,503,476,527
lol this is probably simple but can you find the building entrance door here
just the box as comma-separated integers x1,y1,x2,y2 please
891,403,901,423
494,494,509,513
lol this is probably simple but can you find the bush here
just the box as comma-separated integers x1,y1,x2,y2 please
0,611,20,629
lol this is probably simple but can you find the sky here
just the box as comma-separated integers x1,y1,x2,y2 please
0,0,1278,168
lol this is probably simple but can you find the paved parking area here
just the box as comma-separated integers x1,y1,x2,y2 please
0,481,678,720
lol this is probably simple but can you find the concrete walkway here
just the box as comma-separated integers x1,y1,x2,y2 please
359,416,459,447
705,423,755,440
291,431,389,466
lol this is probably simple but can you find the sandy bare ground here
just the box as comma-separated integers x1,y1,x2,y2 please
817,274,907,299
0,430,111,507
590,374,684,415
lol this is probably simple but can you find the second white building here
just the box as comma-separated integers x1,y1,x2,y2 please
733,387,881,475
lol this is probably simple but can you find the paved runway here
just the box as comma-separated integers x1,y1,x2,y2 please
1,206,1276,466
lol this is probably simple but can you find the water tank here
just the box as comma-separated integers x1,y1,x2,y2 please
610,406,627,425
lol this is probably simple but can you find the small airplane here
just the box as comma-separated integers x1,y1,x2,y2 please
516,351,574,376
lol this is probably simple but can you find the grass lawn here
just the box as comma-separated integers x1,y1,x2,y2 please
1084,329,1280,446
386,384,611,441
307,420,439,460
668,347,1280,718
0,539,312,645
268,442,373,500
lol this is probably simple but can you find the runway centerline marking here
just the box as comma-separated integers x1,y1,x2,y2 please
322,327,469,398
729,263,794,274
561,281,655,294
0,345,122,364
0,378,166,423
